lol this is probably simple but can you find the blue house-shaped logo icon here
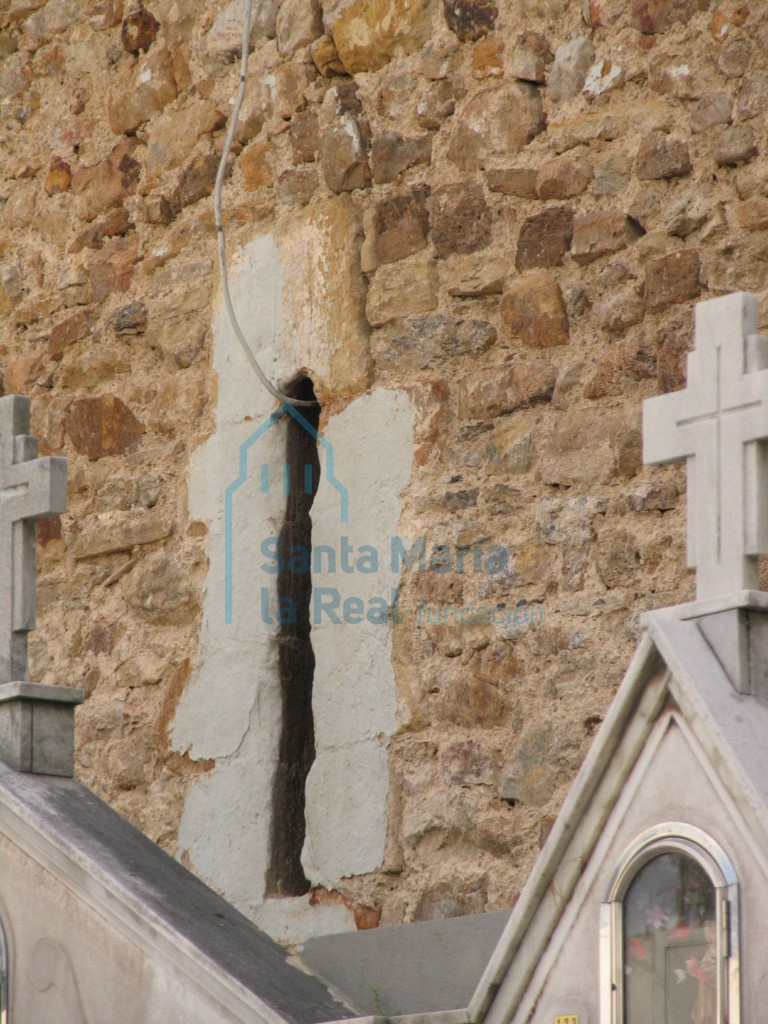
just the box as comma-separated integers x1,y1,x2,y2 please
224,403,349,624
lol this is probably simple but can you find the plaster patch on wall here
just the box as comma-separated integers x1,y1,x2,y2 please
171,216,413,935
303,388,416,886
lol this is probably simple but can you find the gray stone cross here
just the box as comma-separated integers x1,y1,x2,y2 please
0,395,66,684
643,292,768,600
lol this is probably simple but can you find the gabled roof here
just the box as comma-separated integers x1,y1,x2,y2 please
0,763,353,1024
468,610,768,1024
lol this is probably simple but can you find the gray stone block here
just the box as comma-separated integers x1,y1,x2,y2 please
0,682,83,776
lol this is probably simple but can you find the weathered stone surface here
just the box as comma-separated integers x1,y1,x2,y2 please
486,166,537,198
714,124,757,166
648,54,708,100
443,0,497,42
416,79,457,129
72,138,141,222
472,35,504,78
448,83,544,171
371,131,431,184
71,511,170,559
48,310,91,360
276,166,318,204
65,395,144,460
585,340,654,399
689,92,732,133
289,110,319,164
645,249,700,309
124,551,198,625
371,188,430,265
319,85,370,192
444,254,506,296
265,61,314,121
111,300,147,335
311,34,347,76
276,0,323,54
536,153,592,200
121,3,160,54
459,360,556,419
594,288,645,334
240,140,273,189
571,212,642,265
428,181,492,258
709,3,749,41
69,207,131,254
735,197,768,231
583,58,625,99
44,155,71,195
22,0,79,40
276,195,371,398
108,47,177,135
499,724,571,807
204,0,277,58
174,150,221,208
633,0,709,34
440,740,493,785
366,253,438,326
635,135,691,180
510,31,551,83
515,207,573,271
145,99,224,181
330,0,435,74
372,315,495,368
718,35,750,79
501,272,569,348
548,37,594,103
736,74,768,122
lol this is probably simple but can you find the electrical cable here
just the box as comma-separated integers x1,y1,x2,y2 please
213,0,318,408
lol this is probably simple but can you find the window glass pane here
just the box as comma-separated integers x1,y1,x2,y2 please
623,852,716,1024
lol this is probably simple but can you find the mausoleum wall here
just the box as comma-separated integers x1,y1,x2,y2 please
1,0,764,935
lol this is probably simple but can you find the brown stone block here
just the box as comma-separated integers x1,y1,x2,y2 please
632,0,709,34
120,3,159,54
536,153,593,200
635,135,692,180
240,141,273,190
443,0,497,41
459,360,556,420
48,310,91,360
448,83,544,171
515,207,573,271
107,46,177,135
584,341,655,400
371,131,432,184
429,181,492,258
65,395,144,460
571,211,642,265
714,123,757,166
72,138,141,222
331,0,435,74
500,272,569,348
374,187,430,265
472,35,504,78
366,253,438,326
44,155,71,195
486,167,537,198
645,249,700,310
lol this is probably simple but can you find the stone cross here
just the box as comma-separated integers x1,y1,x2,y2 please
0,395,67,684
643,292,768,600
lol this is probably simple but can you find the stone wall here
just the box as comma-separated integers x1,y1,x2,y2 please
2,0,765,936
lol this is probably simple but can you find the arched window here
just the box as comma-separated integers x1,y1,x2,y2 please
600,824,740,1024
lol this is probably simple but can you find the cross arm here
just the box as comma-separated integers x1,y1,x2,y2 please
643,388,697,466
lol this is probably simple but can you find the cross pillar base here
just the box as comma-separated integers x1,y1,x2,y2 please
0,682,84,777
642,591,768,699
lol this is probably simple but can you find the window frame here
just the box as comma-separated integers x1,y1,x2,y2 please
599,823,740,1024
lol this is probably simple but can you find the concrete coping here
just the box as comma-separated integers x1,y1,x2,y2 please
0,682,84,705
640,590,768,627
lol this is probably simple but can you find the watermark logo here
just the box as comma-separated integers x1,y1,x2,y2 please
223,402,347,624
224,405,544,630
